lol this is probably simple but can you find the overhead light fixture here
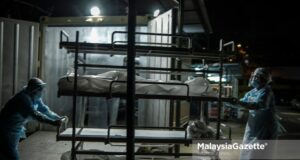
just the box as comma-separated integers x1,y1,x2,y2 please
207,74,227,82
85,17,103,22
207,76,227,82
90,6,100,16
153,9,160,17
85,18,93,22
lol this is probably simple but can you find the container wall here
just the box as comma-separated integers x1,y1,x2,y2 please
0,17,39,110
42,26,148,128
0,17,39,133
42,12,175,129
140,9,174,127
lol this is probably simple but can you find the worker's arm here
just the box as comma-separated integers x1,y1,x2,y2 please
32,110,61,126
229,92,255,109
238,89,272,110
22,96,61,126
230,100,257,110
36,99,61,121
237,101,257,110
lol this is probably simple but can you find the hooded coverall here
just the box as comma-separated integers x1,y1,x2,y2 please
239,85,283,159
0,89,61,160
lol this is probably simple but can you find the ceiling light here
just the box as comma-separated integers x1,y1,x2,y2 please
207,76,227,82
153,9,160,17
90,6,100,16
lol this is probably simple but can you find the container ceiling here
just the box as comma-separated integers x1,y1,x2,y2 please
0,0,212,34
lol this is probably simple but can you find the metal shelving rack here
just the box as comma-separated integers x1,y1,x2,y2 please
57,29,235,160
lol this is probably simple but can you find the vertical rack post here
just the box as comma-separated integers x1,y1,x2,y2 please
127,0,136,159
216,39,223,139
71,31,79,160
174,0,184,157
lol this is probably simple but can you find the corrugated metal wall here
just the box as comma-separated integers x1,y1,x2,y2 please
41,26,148,128
0,14,176,130
0,17,39,133
0,17,39,110
140,10,173,127
41,12,175,128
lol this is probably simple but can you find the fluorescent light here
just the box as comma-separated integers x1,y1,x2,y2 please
194,67,201,71
85,18,93,22
90,6,100,16
207,76,227,82
85,17,104,22
153,9,160,17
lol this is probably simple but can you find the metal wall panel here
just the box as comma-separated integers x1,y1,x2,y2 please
0,17,39,117
42,27,79,128
141,10,173,127
17,25,31,92
42,26,148,128
13,24,19,94
1,21,15,108
41,15,173,128
0,21,3,109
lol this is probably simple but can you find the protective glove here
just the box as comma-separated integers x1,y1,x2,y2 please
53,116,68,126
60,116,69,122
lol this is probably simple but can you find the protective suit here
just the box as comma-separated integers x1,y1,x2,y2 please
0,78,62,160
238,68,285,159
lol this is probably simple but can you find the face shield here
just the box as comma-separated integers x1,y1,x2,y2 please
248,68,272,88
248,72,261,88
26,78,46,100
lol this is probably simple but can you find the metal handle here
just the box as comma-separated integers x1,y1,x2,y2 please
59,30,70,49
223,41,235,52
111,31,192,49
220,123,232,140
56,117,69,140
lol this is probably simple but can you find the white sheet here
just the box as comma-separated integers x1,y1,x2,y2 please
58,71,216,96
60,128,188,140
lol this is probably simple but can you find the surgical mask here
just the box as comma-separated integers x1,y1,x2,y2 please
33,91,42,100
250,78,261,88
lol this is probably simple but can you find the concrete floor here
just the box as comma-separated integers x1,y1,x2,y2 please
18,121,245,160
18,131,196,160
19,131,70,160
18,105,300,160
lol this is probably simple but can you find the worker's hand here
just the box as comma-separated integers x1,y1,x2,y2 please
53,116,68,126
60,116,69,122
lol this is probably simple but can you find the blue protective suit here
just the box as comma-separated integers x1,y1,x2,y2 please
0,89,61,160
240,85,278,139
239,85,283,159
